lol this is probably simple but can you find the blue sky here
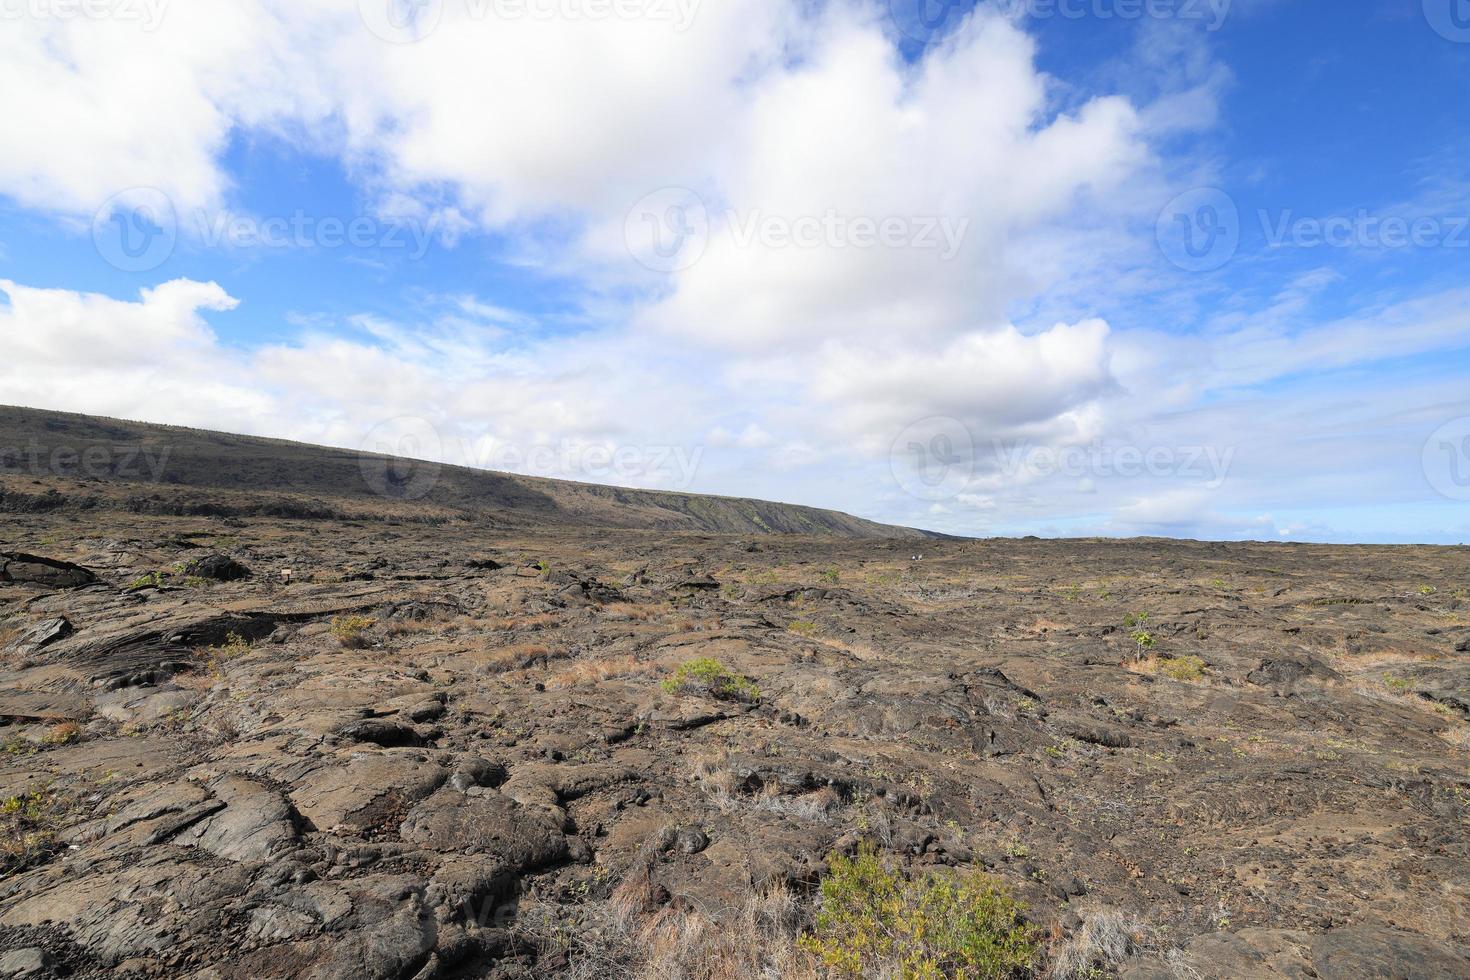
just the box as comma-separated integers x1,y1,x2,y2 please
1,0,1468,543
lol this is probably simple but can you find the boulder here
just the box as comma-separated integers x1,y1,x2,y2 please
181,553,251,582
0,553,97,589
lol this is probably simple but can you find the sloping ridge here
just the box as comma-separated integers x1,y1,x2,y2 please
0,405,936,538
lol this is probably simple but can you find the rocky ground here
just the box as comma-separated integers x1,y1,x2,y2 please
2,507,1469,978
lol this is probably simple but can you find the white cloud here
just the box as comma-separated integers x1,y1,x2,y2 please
0,278,727,490
812,319,1115,444
5,1,1464,543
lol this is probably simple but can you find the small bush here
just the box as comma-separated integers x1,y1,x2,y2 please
789,619,820,636
330,615,376,649
1123,613,1154,660
129,571,166,590
2,736,34,757
661,657,760,703
39,722,81,746
1,788,65,874
215,631,253,659
1156,655,1205,681
800,843,1040,979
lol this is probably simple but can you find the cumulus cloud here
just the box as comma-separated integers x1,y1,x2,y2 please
8,1,1459,541
0,278,725,490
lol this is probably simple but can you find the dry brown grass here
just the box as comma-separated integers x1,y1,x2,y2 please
174,668,219,692
517,878,817,980
1439,725,1470,750
383,612,463,638
39,721,81,746
473,643,552,673
488,612,560,631
544,654,651,690
603,603,664,622
1048,906,1152,979
687,750,745,807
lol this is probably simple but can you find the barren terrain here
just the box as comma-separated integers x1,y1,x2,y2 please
1,409,1468,979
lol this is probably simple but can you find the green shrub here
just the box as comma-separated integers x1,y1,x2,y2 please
1,788,64,873
1157,655,1205,681
129,571,166,590
661,657,760,703
214,631,253,659
330,615,376,649
800,844,1039,979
